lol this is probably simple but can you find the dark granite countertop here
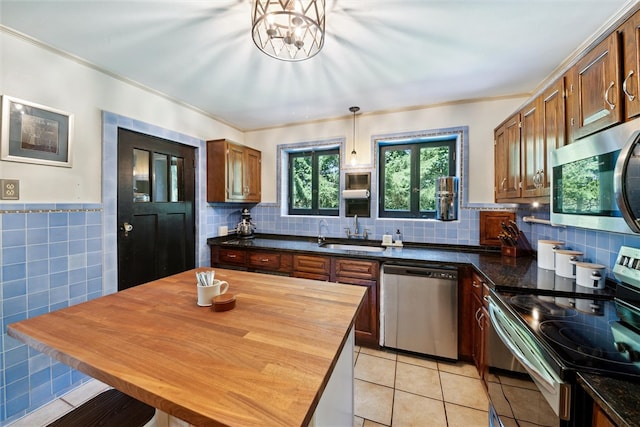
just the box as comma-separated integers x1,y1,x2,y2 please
208,234,615,299
578,372,640,427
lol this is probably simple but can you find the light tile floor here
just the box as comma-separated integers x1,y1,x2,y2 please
353,346,490,427
7,346,490,427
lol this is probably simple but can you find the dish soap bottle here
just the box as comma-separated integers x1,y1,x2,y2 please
395,229,403,247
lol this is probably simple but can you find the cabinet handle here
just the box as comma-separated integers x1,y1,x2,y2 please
261,258,270,262
623,70,636,102
500,178,507,191
227,254,236,259
475,307,483,322
472,280,480,288
604,80,616,110
478,312,485,330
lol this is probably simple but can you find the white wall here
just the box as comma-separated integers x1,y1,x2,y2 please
245,97,528,204
0,29,242,203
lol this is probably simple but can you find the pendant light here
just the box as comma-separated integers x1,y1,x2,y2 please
349,106,360,165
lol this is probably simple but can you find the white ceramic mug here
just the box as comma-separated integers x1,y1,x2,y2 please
537,240,564,270
575,262,606,289
197,280,229,306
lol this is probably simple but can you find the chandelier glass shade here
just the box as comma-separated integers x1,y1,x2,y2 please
251,0,326,61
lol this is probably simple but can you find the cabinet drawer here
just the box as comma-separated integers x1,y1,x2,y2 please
334,259,378,281
218,248,246,266
247,251,281,270
293,254,331,275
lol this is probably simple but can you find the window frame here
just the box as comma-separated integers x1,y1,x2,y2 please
288,148,340,216
378,138,456,219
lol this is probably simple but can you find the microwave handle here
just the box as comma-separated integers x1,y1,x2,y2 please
488,302,559,394
614,132,640,233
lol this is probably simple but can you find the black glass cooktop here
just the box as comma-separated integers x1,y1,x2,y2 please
504,294,640,380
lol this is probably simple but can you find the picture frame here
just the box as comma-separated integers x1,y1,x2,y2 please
1,95,74,167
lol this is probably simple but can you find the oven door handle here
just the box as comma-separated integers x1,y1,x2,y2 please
489,302,560,394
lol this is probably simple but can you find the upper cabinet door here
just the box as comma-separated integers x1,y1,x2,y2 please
621,10,640,120
521,98,543,198
494,113,521,202
567,32,622,141
207,139,262,203
540,78,566,195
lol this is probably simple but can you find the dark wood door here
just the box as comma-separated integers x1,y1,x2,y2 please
117,129,195,291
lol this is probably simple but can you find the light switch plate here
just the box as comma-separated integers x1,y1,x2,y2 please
0,179,20,200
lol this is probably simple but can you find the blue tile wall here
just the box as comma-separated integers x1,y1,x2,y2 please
518,206,640,280
1,204,102,424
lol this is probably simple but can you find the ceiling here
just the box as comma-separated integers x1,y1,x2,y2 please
0,0,635,131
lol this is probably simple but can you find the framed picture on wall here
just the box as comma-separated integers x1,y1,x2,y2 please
1,95,74,167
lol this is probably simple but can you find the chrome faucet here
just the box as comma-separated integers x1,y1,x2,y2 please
345,214,368,239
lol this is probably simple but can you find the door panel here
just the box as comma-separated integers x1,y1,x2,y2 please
117,129,195,291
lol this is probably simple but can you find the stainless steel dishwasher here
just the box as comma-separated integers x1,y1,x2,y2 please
382,263,458,359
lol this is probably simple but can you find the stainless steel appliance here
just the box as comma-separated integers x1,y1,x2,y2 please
551,117,640,234
382,264,458,359
235,208,256,239
487,246,640,427
435,176,458,221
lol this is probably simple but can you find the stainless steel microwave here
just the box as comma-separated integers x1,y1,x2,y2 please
551,118,640,234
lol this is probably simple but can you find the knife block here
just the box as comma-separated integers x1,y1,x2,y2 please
501,232,532,258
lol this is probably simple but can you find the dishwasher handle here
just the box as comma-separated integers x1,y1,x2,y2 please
383,265,457,279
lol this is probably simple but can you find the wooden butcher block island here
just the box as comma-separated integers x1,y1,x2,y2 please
7,268,366,427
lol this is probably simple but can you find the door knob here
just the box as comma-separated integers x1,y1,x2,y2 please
122,222,133,237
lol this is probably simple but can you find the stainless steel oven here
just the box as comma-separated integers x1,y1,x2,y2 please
487,291,570,426
487,246,640,427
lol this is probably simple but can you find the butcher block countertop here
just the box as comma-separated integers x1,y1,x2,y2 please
7,268,366,427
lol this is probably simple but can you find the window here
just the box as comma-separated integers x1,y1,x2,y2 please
379,138,456,218
289,148,340,216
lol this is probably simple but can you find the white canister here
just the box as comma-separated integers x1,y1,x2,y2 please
575,262,606,289
537,240,564,270
555,250,583,278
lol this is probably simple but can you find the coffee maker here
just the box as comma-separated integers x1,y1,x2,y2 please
236,208,256,239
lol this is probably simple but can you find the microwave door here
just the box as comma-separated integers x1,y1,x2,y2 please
615,132,640,233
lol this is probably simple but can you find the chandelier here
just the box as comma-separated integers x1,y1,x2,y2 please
251,0,326,61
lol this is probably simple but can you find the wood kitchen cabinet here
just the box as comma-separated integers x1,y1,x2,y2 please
494,113,521,202
292,254,331,281
495,76,567,204
207,139,261,203
539,78,567,195
459,267,488,385
521,98,542,198
620,9,640,120
566,32,622,142
479,211,516,246
333,258,380,349
592,402,616,427
247,250,292,275
210,244,380,348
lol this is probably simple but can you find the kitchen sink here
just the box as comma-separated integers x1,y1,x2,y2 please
320,243,386,252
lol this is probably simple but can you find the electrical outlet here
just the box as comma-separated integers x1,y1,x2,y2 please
0,179,20,200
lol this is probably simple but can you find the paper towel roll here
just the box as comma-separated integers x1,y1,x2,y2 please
342,189,370,199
